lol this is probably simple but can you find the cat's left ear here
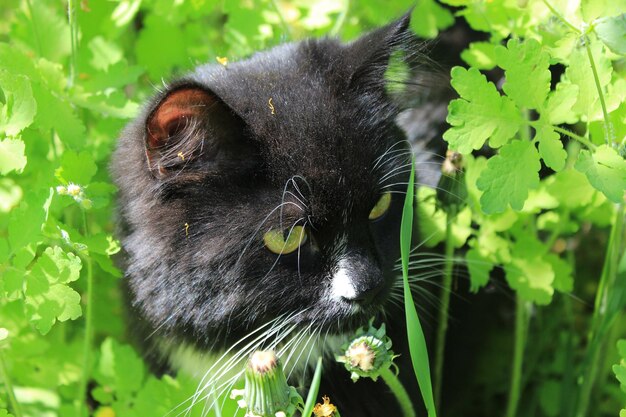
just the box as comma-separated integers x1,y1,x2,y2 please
144,84,254,177
345,11,413,89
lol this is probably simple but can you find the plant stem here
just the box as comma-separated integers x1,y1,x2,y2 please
434,217,454,411
330,0,350,37
25,0,42,56
550,125,597,151
505,296,528,417
269,0,292,40
67,0,78,87
301,357,323,417
0,350,23,417
76,211,94,417
380,367,416,417
584,37,613,145
575,203,624,417
541,0,580,34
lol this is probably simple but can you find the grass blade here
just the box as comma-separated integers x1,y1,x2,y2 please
301,356,323,417
400,158,437,417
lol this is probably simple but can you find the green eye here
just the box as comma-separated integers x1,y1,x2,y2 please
263,226,307,255
369,192,391,220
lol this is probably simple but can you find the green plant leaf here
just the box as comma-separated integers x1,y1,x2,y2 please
24,246,83,334
460,41,497,70
594,14,626,55
401,159,437,417
476,140,541,214
575,145,626,203
444,67,522,153
0,139,27,175
536,125,566,172
495,38,551,109
466,247,493,292
0,71,37,136
56,151,98,185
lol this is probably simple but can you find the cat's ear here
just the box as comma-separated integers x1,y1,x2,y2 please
145,85,249,177
345,11,413,89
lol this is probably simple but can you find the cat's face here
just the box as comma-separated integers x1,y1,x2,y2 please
113,15,413,354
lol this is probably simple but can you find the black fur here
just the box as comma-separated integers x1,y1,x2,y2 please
113,13,427,416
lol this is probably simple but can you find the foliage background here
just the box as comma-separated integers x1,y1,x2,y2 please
0,0,625,417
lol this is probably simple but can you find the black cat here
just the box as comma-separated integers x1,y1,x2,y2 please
112,13,436,416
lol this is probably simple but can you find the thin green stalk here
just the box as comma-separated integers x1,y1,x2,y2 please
25,0,42,56
67,0,78,87
505,296,528,417
380,367,416,417
575,203,625,417
76,211,94,417
584,37,614,144
269,0,292,40
433,217,454,411
301,357,323,417
330,0,350,37
0,350,23,417
547,124,597,151
541,0,580,34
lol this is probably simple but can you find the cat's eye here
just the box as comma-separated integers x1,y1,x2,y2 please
263,226,308,255
369,192,392,220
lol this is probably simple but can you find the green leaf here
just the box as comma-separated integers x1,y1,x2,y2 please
400,159,437,417
495,39,551,109
536,125,566,171
545,254,573,293
410,0,455,39
24,246,83,334
88,36,124,71
614,339,626,392
476,140,541,214
0,71,37,136
542,82,579,125
505,235,555,305
575,145,626,203
565,42,613,119
546,169,597,208
13,3,71,61
594,14,626,55
8,190,51,251
466,247,493,292
31,84,86,149
56,151,98,185
0,139,27,175
135,14,189,79
416,187,472,248
95,338,145,401
460,42,497,70
444,67,522,153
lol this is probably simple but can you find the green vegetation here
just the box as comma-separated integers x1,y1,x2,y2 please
0,0,625,416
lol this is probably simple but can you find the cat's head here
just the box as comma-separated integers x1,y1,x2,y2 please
112,14,416,353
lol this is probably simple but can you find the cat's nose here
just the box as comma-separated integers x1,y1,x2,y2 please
331,254,385,305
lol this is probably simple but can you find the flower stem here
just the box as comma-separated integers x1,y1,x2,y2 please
434,217,454,411
550,125,597,151
584,37,614,145
0,350,23,417
541,0,580,34
575,203,624,417
380,367,416,417
505,296,528,417
67,0,78,87
76,211,94,417
330,0,350,37
269,0,292,40
302,357,323,417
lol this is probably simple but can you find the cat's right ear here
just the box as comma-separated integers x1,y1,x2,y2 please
145,85,249,177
